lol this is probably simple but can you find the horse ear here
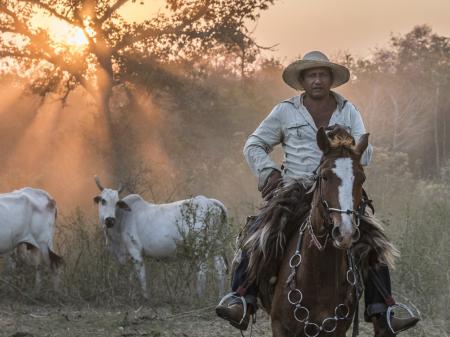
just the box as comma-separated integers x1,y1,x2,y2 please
316,127,330,154
355,133,369,155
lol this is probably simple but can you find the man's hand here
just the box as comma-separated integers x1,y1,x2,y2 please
261,170,282,200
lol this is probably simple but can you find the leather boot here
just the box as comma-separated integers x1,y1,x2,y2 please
371,313,419,337
215,293,256,330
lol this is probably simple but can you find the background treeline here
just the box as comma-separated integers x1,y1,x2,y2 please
0,24,449,336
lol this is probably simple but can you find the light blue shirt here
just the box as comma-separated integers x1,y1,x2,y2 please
243,91,373,190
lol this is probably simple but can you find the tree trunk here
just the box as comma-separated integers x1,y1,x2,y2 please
433,86,440,172
388,92,400,151
97,68,135,182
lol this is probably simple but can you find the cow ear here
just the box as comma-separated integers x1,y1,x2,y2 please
355,133,369,156
93,196,102,204
117,200,131,211
316,127,330,154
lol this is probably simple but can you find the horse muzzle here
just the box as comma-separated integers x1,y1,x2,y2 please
331,225,360,249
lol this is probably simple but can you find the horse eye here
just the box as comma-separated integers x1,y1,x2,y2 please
321,175,328,181
101,199,106,205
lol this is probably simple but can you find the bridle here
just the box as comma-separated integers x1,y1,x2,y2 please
284,164,366,337
309,162,366,249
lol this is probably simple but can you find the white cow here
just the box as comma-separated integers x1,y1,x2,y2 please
0,187,63,290
93,176,228,299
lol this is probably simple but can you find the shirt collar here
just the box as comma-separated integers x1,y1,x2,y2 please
296,91,348,111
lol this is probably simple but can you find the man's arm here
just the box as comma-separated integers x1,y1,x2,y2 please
350,104,373,165
243,104,283,191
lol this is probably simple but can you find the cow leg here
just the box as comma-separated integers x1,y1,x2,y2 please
47,248,63,293
34,264,43,292
196,260,207,297
214,255,226,298
16,243,43,292
26,247,43,292
129,250,148,299
31,249,43,292
4,252,17,273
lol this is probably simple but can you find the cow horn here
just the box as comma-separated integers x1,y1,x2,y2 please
118,183,124,194
94,176,105,191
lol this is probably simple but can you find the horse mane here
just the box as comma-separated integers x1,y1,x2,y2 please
327,127,359,155
352,211,399,272
244,179,312,310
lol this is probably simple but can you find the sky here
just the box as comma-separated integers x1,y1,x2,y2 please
120,0,450,62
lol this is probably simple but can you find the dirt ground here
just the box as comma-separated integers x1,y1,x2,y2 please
0,301,274,337
1,301,410,337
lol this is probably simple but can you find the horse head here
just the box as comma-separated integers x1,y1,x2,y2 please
313,126,369,249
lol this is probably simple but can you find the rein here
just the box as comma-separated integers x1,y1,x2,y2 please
284,176,364,337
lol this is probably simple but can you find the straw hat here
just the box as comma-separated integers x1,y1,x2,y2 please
282,51,350,90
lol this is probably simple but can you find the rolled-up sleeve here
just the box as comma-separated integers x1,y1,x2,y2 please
349,104,373,165
243,105,283,190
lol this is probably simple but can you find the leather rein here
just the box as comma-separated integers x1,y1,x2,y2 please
285,172,367,337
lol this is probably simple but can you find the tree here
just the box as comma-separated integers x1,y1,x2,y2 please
0,0,275,177
0,0,274,107
348,25,450,175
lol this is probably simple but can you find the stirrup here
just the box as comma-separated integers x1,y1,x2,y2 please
218,292,248,325
386,303,417,334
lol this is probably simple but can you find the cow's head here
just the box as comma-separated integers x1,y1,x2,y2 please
93,176,131,228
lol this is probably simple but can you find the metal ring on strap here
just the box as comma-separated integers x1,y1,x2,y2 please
289,252,302,268
304,322,321,337
352,227,361,242
335,304,350,319
293,305,309,323
322,317,338,333
288,289,303,305
346,269,357,286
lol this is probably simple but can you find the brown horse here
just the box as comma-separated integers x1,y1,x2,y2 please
270,127,369,337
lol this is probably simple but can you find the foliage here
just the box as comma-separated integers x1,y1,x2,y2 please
0,0,275,102
364,150,450,335
0,205,236,305
342,25,450,176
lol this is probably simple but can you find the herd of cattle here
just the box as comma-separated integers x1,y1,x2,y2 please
0,176,229,298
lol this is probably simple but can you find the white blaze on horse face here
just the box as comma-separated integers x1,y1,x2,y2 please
98,189,120,224
332,158,355,236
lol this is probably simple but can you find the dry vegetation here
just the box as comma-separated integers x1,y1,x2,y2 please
0,14,449,337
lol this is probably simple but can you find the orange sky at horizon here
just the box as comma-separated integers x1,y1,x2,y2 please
119,0,450,63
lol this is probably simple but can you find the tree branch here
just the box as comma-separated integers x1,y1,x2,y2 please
16,0,80,26
98,0,130,24
113,1,211,52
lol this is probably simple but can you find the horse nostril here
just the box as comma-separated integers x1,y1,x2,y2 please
331,226,342,241
105,217,115,228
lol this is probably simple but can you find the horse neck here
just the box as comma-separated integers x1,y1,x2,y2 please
298,195,349,296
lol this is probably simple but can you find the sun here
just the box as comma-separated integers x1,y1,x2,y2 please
31,14,89,51
48,20,89,49
64,27,89,47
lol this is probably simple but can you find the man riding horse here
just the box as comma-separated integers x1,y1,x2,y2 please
215,51,419,336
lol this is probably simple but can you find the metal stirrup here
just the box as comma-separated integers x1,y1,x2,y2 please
218,293,248,325
386,303,416,334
